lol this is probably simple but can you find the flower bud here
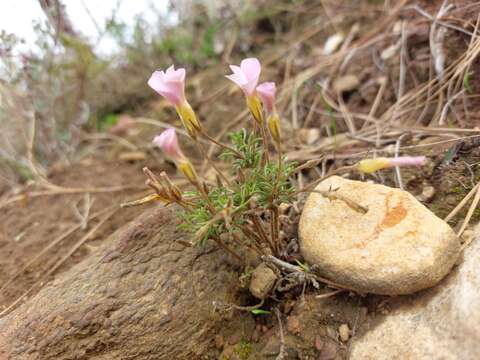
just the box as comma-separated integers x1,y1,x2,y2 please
175,101,201,138
256,82,276,115
178,160,198,184
246,94,263,124
153,128,185,163
267,113,281,144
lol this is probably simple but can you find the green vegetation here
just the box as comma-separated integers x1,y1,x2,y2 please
234,339,253,360
179,129,296,250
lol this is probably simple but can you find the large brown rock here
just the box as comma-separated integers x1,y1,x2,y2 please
299,176,460,295
0,206,249,360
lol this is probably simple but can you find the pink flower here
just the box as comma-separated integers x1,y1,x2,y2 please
388,156,426,167
256,82,276,114
226,58,261,96
153,128,185,162
357,156,427,173
148,65,186,106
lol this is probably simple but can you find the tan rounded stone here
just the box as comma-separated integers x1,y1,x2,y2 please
339,324,350,342
249,263,277,299
299,176,460,295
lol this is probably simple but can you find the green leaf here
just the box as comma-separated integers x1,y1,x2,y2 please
251,309,271,315
99,113,118,131
295,259,310,272
463,71,474,94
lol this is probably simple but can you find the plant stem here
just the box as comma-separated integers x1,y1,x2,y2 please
232,231,263,256
211,236,244,263
310,190,368,214
269,207,278,254
268,146,283,255
260,122,270,164
295,165,356,195
251,213,275,253
191,180,216,214
273,205,280,250
239,225,265,250
196,141,231,186
201,131,245,160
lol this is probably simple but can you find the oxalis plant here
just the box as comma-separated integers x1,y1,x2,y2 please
123,58,426,265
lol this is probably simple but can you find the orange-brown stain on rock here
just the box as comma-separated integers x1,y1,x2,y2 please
379,196,407,230
353,194,408,249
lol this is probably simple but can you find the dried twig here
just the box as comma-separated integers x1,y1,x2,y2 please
444,182,480,222
213,299,264,313
310,189,368,214
274,308,286,360
72,193,94,229
315,289,344,299
457,182,480,237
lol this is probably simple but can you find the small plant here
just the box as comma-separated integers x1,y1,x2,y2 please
123,58,427,262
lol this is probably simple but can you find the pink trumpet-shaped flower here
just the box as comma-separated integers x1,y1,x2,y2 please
153,128,185,162
148,65,186,106
357,156,426,174
226,58,261,96
388,156,426,167
256,82,276,114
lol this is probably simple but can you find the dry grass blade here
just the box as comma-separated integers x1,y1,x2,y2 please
315,289,344,299
0,184,142,210
0,206,113,296
444,182,480,222
274,307,286,360
456,183,480,237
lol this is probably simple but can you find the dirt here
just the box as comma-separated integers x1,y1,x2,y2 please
0,155,155,310
0,151,369,360
2,0,480,358
0,148,394,359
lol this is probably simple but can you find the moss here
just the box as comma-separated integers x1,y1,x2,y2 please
450,185,465,195
427,186,480,227
235,339,252,360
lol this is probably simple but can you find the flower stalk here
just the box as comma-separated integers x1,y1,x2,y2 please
138,58,428,265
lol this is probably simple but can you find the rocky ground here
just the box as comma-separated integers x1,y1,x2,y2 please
2,0,480,359
0,129,479,360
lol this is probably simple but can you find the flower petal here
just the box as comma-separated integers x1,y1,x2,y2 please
226,59,262,96
172,67,186,82
388,156,426,167
148,66,186,106
240,58,261,82
148,71,169,93
256,81,276,114
226,73,247,88
153,128,184,161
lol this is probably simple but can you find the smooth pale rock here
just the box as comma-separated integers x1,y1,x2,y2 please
249,263,277,299
299,176,460,295
350,225,480,359
332,74,360,93
339,324,350,342
298,128,321,145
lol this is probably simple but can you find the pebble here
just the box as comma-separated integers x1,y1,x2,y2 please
249,263,277,299
333,74,360,93
339,324,350,342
